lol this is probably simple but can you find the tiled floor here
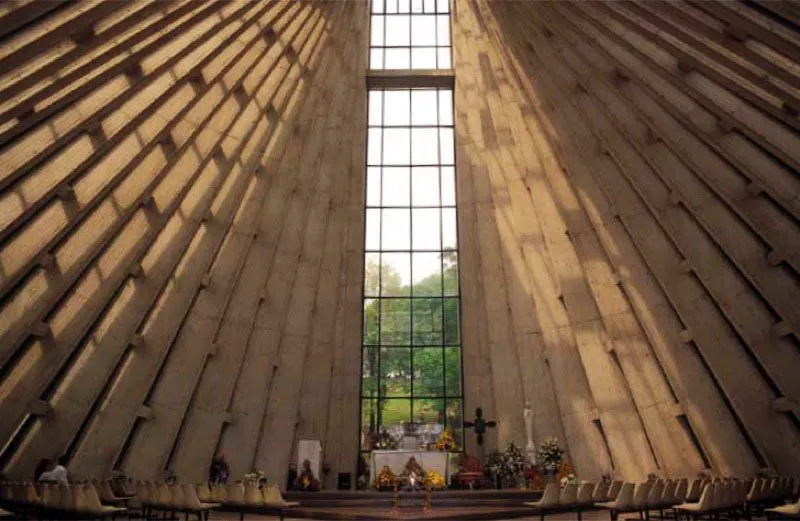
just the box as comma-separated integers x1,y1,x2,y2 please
0,513,775,521
201,513,771,521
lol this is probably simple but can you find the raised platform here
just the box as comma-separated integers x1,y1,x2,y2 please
242,490,546,521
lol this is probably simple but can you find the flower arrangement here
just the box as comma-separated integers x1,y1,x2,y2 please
537,437,565,473
243,468,265,485
372,429,399,450
424,470,446,490
484,442,526,487
525,464,546,491
560,473,577,487
435,428,457,451
556,461,574,486
501,442,526,481
484,451,503,477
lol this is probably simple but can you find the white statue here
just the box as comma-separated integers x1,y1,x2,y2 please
523,401,536,464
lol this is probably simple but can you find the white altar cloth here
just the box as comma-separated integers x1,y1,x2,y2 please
371,450,449,479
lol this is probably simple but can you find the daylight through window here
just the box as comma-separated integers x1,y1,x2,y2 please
370,0,452,70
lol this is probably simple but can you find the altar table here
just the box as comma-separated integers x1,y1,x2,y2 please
371,450,449,480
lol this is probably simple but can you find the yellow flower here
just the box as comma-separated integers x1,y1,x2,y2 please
435,428,457,451
424,470,446,490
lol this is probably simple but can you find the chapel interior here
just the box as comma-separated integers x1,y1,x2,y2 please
0,0,799,520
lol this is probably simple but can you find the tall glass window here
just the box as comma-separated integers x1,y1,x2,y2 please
360,87,463,454
370,0,452,70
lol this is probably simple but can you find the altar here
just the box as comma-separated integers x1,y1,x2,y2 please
371,450,450,481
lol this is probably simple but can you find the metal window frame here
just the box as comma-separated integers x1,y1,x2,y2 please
359,0,463,464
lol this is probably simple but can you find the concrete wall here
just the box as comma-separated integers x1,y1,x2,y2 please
0,0,798,485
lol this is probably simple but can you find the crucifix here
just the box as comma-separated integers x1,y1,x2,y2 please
464,407,496,461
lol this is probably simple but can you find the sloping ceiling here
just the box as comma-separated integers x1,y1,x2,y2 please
0,0,366,486
455,0,800,479
0,0,798,485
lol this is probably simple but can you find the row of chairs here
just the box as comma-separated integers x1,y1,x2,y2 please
747,476,799,511
135,480,299,521
0,481,127,519
525,476,798,521
134,482,219,521
525,479,622,520
197,481,298,509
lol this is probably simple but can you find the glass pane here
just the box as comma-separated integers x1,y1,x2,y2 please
423,0,436,14
382,167,410,206
361,399,378,450
368,128,382,165
398,0,410,13
412,208,440,249
441,207,457,249
411,16,436,45
379,399,410,437
364,298,380,344
385,48,410,69
384,90,410,126
411,167,439,206
385,0,398,14
437,47,451,68
365,208,381,250
444,297,459,344
439,128,454,164
364,252,381,296
442,251,459,296
440,166,455,206
446,399,463,448
444,347,461,395
412,398,444,427
412,252,442,296
438,90,453,126
413,298,443,345
370,48,384,69
414,348,444,397
381,252,410,296
411,128,438,164
381,347,411,396
411,0,423,13
383,128,410,165
371,16,385,46
436,15,450,45
372,0,384,14
366,167,381,207
381,209,410,250
369,91,383,126
381,298,411,345
362,347,379,397
437,0,449,13
411,90,438,126
411,48,437,69
385,15,410,46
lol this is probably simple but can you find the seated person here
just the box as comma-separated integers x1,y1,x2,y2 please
34,459,52,482
208,453,230,484
39,457,69,485
294,459,320,491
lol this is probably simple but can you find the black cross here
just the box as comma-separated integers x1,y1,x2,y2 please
463,407,496,446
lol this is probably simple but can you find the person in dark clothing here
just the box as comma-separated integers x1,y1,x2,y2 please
209,454,230,484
